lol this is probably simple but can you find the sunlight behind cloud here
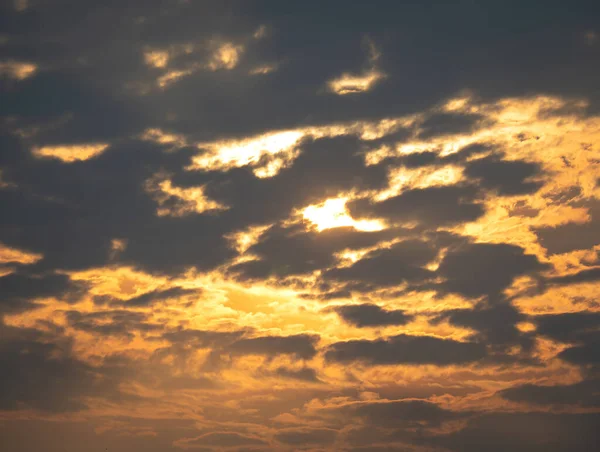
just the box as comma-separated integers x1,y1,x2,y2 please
302,197,386,232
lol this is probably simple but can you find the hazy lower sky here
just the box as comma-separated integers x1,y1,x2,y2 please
1,1,600,451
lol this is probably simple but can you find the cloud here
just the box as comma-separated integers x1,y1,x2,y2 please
227,334,319,360
332,304,413,327
348,185,485,228
325,334,486,366
436,243,547,298
0,271,85,313
0,323,125,412
464,155,543,196
32,143,109,163
175,432,267,449
275,427,338,445
429,412,600,452
322,239,437,290
500,379,600,407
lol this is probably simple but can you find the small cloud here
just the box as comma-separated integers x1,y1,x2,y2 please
143,50,170,68
157,68,194,88
253,25,268,39
328,69,385,95
145,172,228,217
249,63,278,75
207,42,243,71
13,0,28,12
0,60,37,80
32,143,109,162
584,30,598,45
109,239,127,260
0,243,43,265
140,128,187,147
327,38,385,95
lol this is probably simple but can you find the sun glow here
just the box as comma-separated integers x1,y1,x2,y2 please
302,197,385,232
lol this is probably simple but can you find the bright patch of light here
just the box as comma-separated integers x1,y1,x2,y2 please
33,143,109,162
328,70,385,95
0,60,37,80
302,197,385,232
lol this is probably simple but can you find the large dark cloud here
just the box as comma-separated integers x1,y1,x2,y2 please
227,334,319,360
436,304,534,357
0,271,85,313
534,312,600,343
535,200,600,254
436,242,546,299
332,304,413,328
533,312,600,367
325,334,486,366
500,379,600,408
321,239,436,291
429,412,600,452
348,185,485,228
464,155,543,196
0,323,127,412
352,399,462,427
418,112,485,139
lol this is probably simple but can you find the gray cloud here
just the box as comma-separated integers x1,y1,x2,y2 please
325,334,486,366
332,304,413,328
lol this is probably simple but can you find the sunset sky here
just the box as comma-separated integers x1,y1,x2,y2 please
1,1,600,451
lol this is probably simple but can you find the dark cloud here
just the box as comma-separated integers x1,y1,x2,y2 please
273,366,321,382
500,379,600,407
464,155,543,196
418,112,485,139
332,304,413,327
352,399,462,427
558,335,600,366
275,427,338,446
437,304,532,354
535,200,600,254
325,334,486,366
436,242,546,298
322,239,436,291
0,323,125,412
65,309,161,339
227,334,319,360
348,185,484,228
534,312,600,343
0,271,85,313
123,286,201,306
429,412,600,452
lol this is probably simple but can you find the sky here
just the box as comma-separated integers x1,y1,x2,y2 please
1,1,600,451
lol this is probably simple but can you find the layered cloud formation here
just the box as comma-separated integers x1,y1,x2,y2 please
1,1,600,451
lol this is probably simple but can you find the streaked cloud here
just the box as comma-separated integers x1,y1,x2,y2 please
0,60,37,80
32,143,109,162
